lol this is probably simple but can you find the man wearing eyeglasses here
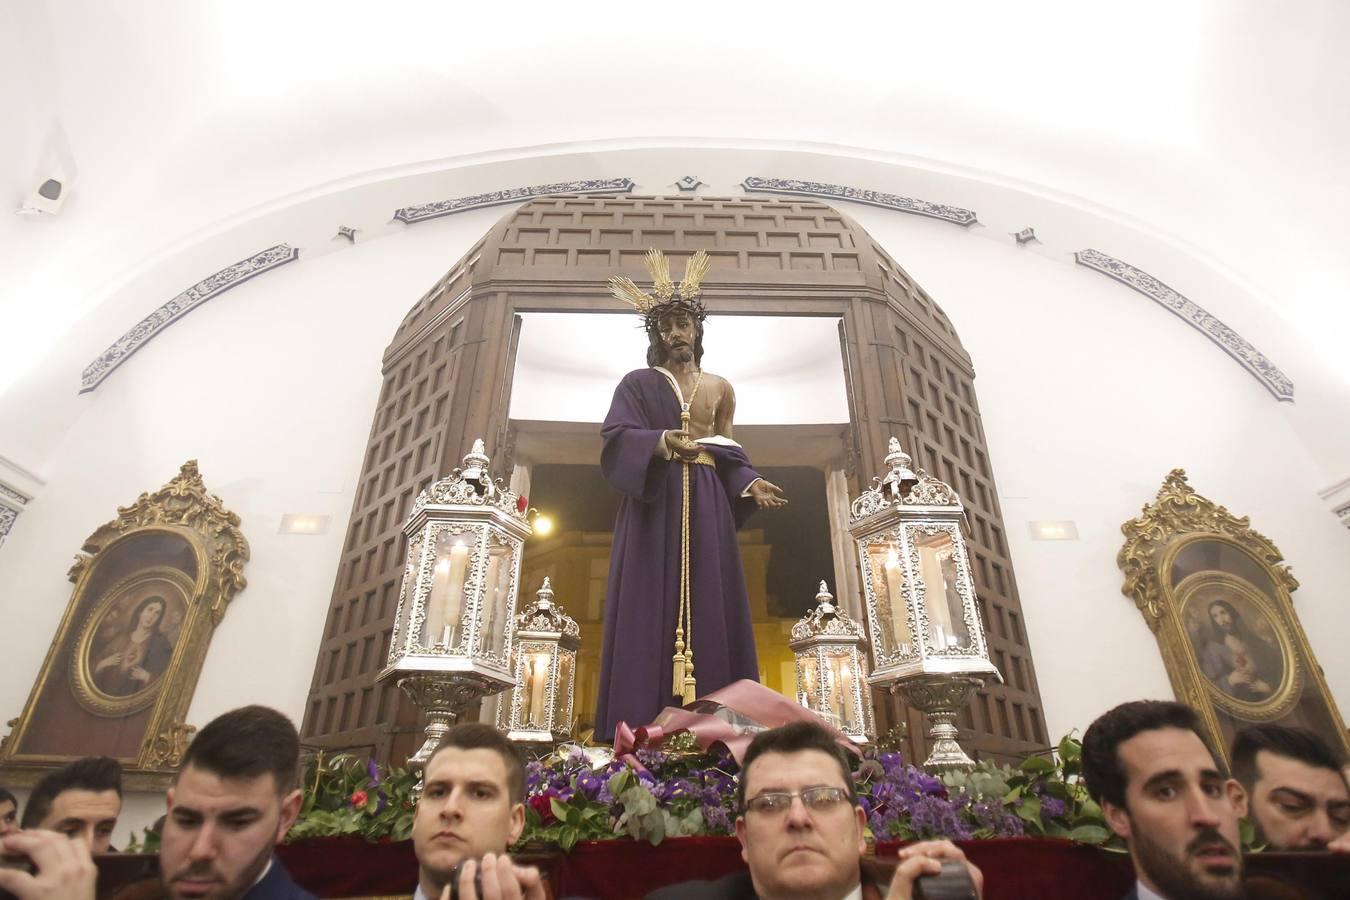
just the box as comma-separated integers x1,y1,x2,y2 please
651,721,983,899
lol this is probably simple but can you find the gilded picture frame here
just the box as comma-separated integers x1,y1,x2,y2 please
0,461,248,789
1118,469,1349,765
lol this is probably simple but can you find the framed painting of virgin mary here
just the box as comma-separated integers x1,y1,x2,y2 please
0,461,248,789
1118,469,1348,765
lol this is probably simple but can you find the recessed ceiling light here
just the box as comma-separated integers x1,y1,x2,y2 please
1028,520,1078,541
279,514,329,535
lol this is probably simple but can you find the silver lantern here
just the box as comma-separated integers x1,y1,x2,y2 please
848,438,1000,770
380,439,531,765
497,577,580,744
789,581,874,744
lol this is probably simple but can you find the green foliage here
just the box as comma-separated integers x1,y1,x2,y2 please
287,752,419,843
992,732,1123,851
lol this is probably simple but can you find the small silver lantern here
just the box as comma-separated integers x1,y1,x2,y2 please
497,577,580,744
789,581,874,744
380,439,531,765
848,438,1000,769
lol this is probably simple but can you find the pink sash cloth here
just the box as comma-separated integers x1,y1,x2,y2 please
612,679,861,770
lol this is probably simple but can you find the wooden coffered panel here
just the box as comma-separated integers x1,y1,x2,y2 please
302,195,1047,766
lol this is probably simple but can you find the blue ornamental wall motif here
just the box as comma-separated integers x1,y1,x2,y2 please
741,177,979,226
80,245,300,393
1075,249,1294,402
394,179,637,224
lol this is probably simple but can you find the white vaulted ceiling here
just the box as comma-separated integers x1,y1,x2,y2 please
3,1,1348,418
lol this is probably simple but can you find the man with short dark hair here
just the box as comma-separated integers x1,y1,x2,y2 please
21,757,122,853
0,787,19,836
1231,723,1350,852
1082,700,1245,900
158,705,313,900
655,721,983,899
411,722,544,900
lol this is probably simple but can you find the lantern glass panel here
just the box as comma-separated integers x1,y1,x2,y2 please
394,532,424,655
554,650,575,725
866,541,913,656
479,535,513,657
523,649,552,728
798,655,823,712
913,529,969,650
823,649,860,733
423,530,475,648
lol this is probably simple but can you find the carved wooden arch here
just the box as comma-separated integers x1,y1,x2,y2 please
0,461,249,789
304,193,1048,765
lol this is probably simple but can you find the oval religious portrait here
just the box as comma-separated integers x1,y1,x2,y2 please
1178,572,1299,719
70,567,193,716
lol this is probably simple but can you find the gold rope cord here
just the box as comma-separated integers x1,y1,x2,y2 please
671,370,703,705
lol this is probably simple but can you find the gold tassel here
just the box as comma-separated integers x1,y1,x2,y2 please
681,653,697,705
672,636,686,690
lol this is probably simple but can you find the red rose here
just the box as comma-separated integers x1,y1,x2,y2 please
350,790,369,808
517,495,528,513
528,793,556,825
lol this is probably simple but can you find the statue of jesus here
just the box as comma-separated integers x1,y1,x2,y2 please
595,249,787,739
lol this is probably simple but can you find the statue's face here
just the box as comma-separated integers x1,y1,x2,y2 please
658,312,697,364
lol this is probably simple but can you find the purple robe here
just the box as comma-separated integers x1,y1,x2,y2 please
595,367,763,739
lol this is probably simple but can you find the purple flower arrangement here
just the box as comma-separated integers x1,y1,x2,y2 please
519,736,1116,850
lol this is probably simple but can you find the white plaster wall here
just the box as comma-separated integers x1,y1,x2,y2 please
0,209,502,835
3,161,1349,835
846,205,1350,744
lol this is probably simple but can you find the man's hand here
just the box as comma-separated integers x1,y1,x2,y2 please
0,829,98,900
886,840,983,900
662,430,702,461
441,853,546,900
748,479,787,509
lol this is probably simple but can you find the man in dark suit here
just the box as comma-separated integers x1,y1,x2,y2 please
1232,723,1350,852
157,706,314,900
651,721,982,900
1083,700,1245,900
411,723,545,900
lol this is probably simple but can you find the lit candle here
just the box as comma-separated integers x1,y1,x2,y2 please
528,652,549,727
829,657,848,727
481,553,502,653
442,541,470,646
801,659,818,709
839,660,856,731
883,551,911,651
918,543,955,644
426,557,450,646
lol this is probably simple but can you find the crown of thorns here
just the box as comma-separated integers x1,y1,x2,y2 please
608,248,710,324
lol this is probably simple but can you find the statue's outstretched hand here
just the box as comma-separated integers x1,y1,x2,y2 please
663,430,703,460
749,479,787,509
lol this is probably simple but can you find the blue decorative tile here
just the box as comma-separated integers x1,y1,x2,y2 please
394,179,637,224
80,245,299,393
741,177,978,226
1075,249,1294,402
